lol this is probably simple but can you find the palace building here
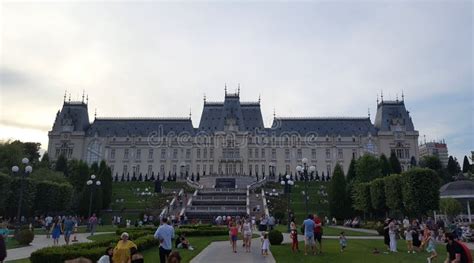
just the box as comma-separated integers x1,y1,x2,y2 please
48,90,419,179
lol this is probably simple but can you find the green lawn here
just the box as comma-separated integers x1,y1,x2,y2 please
5,237,23,250
273,225,377,237
272,239,443,263
141,235,230,263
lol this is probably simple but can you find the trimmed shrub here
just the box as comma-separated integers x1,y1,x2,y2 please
268,230,283,245
15,229,34,245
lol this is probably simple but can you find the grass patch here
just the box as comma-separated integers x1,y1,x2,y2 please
272,239,442,263
273,225,377,237
5,237,25,250
141,235,229,263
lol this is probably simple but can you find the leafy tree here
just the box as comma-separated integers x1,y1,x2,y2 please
0,140,25,173
420,155,442,171
346,158,357,183
462,156,471,173
30,167,68,184
353,182,372,214
6,178,37,218
328,164,349,219
98,161,112,209
410,156,417,167
22,142,41,164
0,173,12,215
39,152,50,169
440,198,463,221
34,181,73,214
370,178,386,213
355,155,382,182
67,160,90,193
384,174,404,214
55,154,68,175
379,154,392,176
389,152,402,174
401,168,440,217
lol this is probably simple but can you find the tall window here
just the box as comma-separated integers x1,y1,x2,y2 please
147,165,152,176
261,149,266,159
124,149,129,159
173,149,178,159
210,148,214,158
160,164,165,174
338,149,343,159
285,164,290,173
261,165,265,174
327,164,331,177
186,149,191,159
209,164,214,174
248,149,253,158
255,149,259,159
172,165,177,173
148,149,153,159
123,165,128,175
311,149,316,159
285,149,290,159
136,149,141,160
203,148,208,159
197,149,201,159
272,149,276,160
111,149,116,160
255,165,258,174
352,149,357,159
297,149,302,159
197,164,201,173
249,165,252,174
325,149,331,159
203,164,207,174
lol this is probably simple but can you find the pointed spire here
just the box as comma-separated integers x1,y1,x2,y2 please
258,94,261,103
238,83,240,96
368,108,371,118
82,90,85,103
376,93,379,105
189,107,192,119
64,90,67,102
396,93,399,102
203,93,206,103
68,92,71,102
94,108,97,119
401,90,405,101
86,94,89,104
380,90,384,102
224,83,227,95
273,108,276,119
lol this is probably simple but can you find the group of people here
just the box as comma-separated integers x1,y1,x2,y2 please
301,214,324,256
384,217,471,263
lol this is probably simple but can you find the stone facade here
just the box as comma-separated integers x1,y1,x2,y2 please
48,91,419,179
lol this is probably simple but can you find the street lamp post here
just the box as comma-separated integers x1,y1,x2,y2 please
11,157,33,226
296,158,315,216
281,174,294,233
86,174,101,218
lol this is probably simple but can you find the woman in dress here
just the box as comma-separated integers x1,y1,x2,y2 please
112,232,137,263
241,218,252,252
51,217,62,245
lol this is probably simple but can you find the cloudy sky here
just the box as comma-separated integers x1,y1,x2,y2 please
0,1,472,161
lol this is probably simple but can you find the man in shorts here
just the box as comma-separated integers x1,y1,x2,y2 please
303,214,316,255
62,216,75,245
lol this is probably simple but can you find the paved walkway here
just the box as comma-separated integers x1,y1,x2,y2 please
5,233,101,262
329,225,379,235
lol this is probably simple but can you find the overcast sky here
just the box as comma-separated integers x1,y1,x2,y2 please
0,1,472,161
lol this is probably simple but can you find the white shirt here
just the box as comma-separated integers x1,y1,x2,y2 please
97,255,110,263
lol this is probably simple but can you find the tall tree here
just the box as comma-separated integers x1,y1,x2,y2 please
410,156,417,167
462,156,471,173
447,156,461,178
99,161,112,209
384,174,404,215
22,142,41,164
328,164,349,219
39,152,51,169
370,178,386,214
420,155,442,171
352,182,371,214
401,168,440,217
346,158,357,183
55,154,68,175
355,155,382,182
379,154,392,176
389,152,402,174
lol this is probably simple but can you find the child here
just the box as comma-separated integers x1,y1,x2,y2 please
404,228,415,254
426,231,437,263
97,247,113,263
261,232,270,256
339,232,347,252
290,227,299,252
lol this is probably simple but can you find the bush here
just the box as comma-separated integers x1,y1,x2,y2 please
15,229,34,245
268,230,283,245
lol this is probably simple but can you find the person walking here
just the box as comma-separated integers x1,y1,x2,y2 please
313,214,323,254
229,222,238,253
303,214,316,256
63,216,75,245
404,227,415,254
383,218,390,252
113,232,137,263
290,221,299,253
89,213,98,236
44,214,53,239
154,217,175,263
426,231,437,263
242,218,252,253
261,232,270,256
339,232,347,252
51,217,62,246
0,234,6,263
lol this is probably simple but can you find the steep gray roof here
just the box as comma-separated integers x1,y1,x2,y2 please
270,117,376,136
52,102,90,132
86,118,195,137
198,94,264,132
374,100,415,132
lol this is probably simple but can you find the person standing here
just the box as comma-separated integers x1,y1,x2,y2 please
89,213,98,236
303,214,316,256
313,214,323,254
444,232,470,263
44,214,53,239
404,227,415,254
388,219,398,252
63,216,75,245
339,232,347,252
242,218,252,253
154,217,175,263
113,232,137,263
0,234,6,263
229,222,238,253
383,218,390,252
290,222,299,253
51,217,62,246
426,231,437,263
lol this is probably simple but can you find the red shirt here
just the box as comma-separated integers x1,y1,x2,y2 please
230,227,238,236
313,217,322,233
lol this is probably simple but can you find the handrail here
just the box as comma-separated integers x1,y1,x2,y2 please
261,188,270,217
247,176,267,190
160,188,184,218
246,187,250,216
186,178,203,189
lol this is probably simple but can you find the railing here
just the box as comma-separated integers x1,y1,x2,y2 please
247,176,267,190
160,188,184,218
199,188,246,193
186,178,203,189
194,196,247,201
187,206,247,212
246,188,250,216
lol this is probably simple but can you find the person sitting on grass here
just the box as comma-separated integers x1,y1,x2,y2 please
339,232,347,252
176,233,194,250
